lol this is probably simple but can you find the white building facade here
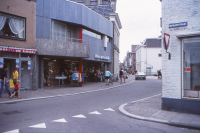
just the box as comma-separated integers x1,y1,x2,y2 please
161,0,200,115
136,38,162,75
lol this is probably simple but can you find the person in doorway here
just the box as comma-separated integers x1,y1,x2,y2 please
119,68,123,84
105,68,111,85
13,68,18,85
123,70,127,83
0,68,11,98
10,80,21,99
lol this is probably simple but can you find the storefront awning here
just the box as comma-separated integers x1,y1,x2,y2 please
0,46,37,54
176,32,200,38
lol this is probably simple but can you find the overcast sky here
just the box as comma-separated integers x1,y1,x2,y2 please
116,0,162,62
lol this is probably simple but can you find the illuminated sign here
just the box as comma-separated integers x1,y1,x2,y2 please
95,54,110,60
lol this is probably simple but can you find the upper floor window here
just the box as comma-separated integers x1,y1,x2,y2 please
82,29,101,39
51,20,67,41
0,13,25,40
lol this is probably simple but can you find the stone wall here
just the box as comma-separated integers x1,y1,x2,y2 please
36,38,90,58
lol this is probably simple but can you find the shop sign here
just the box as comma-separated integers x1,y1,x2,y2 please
28,61,31,70
16,59,19,68
0,58,3,69
95,54,110,60
0,46,37,54
169,22,187,28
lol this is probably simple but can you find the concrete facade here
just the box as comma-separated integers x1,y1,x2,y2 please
161,0,200,114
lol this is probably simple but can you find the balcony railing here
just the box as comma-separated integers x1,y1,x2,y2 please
51,36,89,44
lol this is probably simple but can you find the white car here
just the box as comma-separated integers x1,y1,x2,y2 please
135,72,146,80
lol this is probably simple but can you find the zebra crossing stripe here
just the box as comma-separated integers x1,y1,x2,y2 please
72,114,86,118
29,123,46,128
52,118,67,123
104,108,115,111
89,111,101,115
3,129,19,133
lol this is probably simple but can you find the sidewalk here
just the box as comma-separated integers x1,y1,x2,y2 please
119,94,200,129
0,75,134,104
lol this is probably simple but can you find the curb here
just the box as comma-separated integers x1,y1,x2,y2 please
0,80,134,104
118,94,200,129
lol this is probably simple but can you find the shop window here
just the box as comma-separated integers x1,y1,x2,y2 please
183,37,200,99
0,13,25,40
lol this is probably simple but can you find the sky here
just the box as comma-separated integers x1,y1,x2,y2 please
116,0,162,62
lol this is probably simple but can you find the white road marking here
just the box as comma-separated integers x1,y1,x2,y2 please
3,129,19,133
52,118,67,123
89,111,101,115
72,114,86,118
104,108,115,111
29,123,46,128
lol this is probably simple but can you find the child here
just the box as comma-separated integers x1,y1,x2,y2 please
10,80,21,99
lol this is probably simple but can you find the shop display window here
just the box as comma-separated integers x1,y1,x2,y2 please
182,37,200,99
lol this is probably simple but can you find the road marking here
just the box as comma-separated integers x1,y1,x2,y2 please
89,111,101,115
3,129,19,133
104,108,115,111
72,114,86,118
29,123,46,128
52,118,67,123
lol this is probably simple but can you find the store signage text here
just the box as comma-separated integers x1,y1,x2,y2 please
169,22,187,28
0,47,37,54
95,54,110,60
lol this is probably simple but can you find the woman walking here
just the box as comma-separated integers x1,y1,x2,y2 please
119,68,123,84
0,68,11,98
123,70,127,83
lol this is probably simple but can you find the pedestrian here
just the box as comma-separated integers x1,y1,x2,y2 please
10,80,21,99
105,68,111,85
158,70,162,79
0,68,11,98
119,68,123,84
123,70,127,83
13,68,18,85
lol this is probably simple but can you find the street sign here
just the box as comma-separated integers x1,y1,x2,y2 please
164,33,170,51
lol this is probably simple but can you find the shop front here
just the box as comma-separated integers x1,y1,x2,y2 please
182,37,200,99
42,56,107,87
0,46,37,90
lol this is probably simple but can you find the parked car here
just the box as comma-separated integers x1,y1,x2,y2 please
135,72,146,80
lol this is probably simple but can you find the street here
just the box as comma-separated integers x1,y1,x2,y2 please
0,77,199,133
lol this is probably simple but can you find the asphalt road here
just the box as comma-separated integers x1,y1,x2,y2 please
0,78,200,133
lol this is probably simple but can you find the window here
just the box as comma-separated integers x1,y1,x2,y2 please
158,53,162,57
51,20,66,41
182,37,200,99
82,29,101,39
0,13,25,39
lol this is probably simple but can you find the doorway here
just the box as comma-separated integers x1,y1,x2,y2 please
20,61,32,89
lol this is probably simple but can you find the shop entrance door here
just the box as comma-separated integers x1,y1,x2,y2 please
20,60,32,90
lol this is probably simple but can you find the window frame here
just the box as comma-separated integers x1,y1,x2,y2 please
0,11,26,41
181,36,200,100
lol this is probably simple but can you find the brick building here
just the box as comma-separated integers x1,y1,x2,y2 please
0,0,37,90
161,0,200,114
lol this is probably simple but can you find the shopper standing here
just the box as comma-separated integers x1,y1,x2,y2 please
119,68,123,84
0,68,11,98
